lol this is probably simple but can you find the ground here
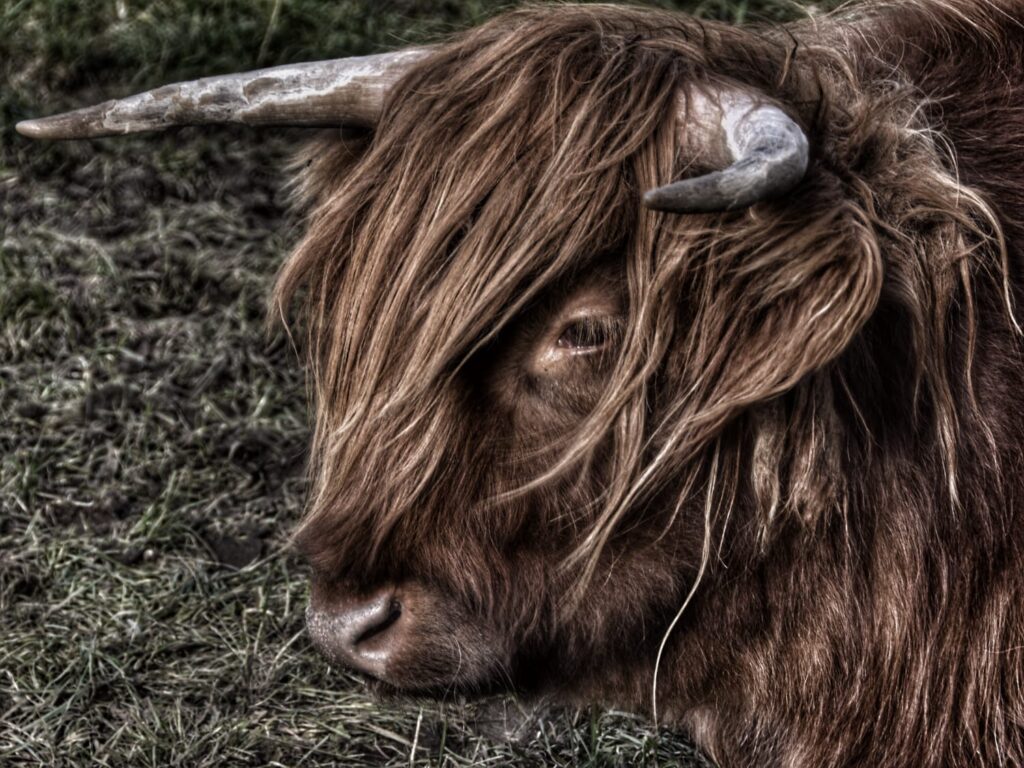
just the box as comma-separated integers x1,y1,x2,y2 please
1,1,826,765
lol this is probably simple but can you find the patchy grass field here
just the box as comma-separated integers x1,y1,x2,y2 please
2,1,828,765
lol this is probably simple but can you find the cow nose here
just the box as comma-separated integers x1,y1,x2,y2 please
306,587,403,678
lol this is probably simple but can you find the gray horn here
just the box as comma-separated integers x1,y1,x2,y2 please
15,49,429,140
643,87,809,213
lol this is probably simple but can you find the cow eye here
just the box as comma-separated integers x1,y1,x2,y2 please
557,318,613,351
524,283,622,379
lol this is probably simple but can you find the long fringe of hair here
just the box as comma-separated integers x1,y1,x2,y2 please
274,1,1013,611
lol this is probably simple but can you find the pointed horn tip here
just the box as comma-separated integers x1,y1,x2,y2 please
15,119,51,139
642,183,718,215
642,187,681,212
16,109,131,140
15,114,102,140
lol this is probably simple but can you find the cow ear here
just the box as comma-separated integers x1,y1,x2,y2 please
662,185,883,449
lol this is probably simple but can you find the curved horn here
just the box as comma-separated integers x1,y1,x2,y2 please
643,87,809,213
16,49,429,140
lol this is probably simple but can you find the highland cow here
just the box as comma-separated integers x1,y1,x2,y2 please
18,1,1024,765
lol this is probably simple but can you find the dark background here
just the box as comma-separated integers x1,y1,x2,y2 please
1,1,829,765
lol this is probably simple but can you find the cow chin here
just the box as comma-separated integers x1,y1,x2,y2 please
306,580,510,697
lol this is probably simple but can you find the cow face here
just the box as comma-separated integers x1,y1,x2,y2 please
280,20,705,700
294,242,686,699
275,7,832,703
298,257,698,698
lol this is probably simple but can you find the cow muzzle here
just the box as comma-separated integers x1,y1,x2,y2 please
306,579,508,693
306,585,403,679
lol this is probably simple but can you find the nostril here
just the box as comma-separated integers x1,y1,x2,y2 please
307,587,406,678
354,598,402,645
338,591,399,648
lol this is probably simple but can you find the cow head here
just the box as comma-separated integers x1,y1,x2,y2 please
272,8,825,705
21,4,998,718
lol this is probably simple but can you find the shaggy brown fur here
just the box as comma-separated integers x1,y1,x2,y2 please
275,2,1024,765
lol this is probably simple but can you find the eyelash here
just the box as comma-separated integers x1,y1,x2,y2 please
556,318,617,351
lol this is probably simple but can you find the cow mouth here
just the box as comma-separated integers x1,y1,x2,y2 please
359,672,510,702
323,638,511,702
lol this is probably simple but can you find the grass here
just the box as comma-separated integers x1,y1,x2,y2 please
2,1,831,765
